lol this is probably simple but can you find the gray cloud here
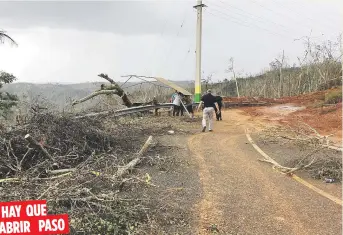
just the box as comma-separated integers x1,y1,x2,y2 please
0,0,341,84
0,1,194,36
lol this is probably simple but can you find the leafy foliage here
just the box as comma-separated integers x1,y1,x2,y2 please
0,71,18,118
0,29,18,119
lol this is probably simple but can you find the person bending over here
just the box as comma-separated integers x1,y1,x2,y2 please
183,95,194,118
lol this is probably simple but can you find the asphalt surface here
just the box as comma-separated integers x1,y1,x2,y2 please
188,110,342,235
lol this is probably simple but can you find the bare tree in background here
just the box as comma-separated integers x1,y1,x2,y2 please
297,34,342,92
202,73,213,91
213,34,341,98
269,50,287,98
226,57,240,97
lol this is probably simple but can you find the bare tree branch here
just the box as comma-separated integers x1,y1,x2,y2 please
72,74,132,107
0,30,18,46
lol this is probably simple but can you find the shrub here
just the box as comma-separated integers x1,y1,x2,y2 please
0,71,18,119
324,90,342,104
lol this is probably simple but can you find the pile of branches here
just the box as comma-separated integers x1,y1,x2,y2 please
0,112,159,234
0,113,116,178
258,125,342,181
306,155,342,180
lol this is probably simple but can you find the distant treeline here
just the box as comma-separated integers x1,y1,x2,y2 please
211,63,341,98
209,36,342,98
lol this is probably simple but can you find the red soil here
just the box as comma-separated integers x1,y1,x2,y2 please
239,88,342,145
222,96,277,103
224,87,340,105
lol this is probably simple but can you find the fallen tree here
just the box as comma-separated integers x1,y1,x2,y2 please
72,73,133,107
256,125,342,181
116,136,153,178
245,129,316,174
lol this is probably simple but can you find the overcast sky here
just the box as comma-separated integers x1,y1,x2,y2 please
0,0,341,84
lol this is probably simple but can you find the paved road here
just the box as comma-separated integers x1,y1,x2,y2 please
188,110,342,235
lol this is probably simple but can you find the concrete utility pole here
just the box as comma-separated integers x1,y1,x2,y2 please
193,0,206,103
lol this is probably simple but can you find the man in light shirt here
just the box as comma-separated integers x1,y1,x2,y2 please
171,90,178,102
172,92,182,116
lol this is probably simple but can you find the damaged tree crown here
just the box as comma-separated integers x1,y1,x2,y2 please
72,73,132,107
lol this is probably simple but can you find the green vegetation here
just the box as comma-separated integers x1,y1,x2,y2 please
0,30,18,119
0,71,18,118
324,90,342,104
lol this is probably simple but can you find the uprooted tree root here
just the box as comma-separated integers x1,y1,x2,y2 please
0,112,192,234
257,125,342,181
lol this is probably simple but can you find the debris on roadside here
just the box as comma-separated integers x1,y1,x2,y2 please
324,178,335,183
0,112,200,234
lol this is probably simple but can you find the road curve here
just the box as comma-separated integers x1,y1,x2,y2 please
188,110,342,235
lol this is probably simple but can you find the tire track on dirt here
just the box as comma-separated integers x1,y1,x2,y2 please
217,136,310,234
188,133,225,234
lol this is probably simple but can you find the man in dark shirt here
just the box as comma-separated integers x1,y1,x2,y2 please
215,96,223,121
197,89,220,132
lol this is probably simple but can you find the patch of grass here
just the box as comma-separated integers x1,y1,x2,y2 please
324,90,342,104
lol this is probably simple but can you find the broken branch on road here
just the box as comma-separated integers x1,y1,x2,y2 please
256,126,342,180
116,135,153,178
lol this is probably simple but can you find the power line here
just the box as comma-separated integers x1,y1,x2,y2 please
122,81,170,90
209,0,302,36
208,0,339,43
156,7,189,76
271,0,338,31
247,0,321,33
204,7,292,39
287,0,341,24
173,44,193,80
121,75,170,89
216,0,338,32
147,17,169,77
172,13,196,80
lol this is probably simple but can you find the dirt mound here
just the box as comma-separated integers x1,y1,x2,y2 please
242,103,342,142
278,87,341,105
224,87,342,105
241,87,342,144
289,104,342,139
